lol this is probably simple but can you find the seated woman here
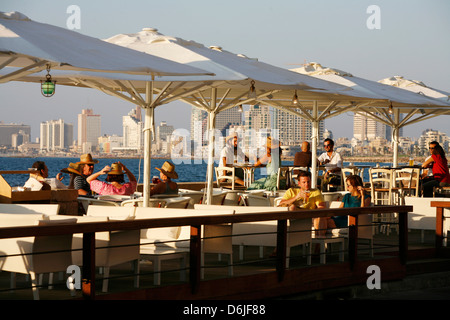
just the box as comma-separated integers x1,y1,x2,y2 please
421,141,450,197
247,137,285,191
151,161,179,196
87,162,137,196
332,175,371,228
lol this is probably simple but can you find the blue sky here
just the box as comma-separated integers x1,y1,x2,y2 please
1,0,449,141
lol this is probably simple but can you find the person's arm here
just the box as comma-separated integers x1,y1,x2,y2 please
278,189,307,207
421,157,434,169
357,186,370,207
86,165,110,183
120,162,136,183
316,201,326,209
253,153,269,167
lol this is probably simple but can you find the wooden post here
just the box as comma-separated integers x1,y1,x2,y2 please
435,207,444,255
82,232,96,300
189,225,202,294
276,219,287,282
398,211,408,264
348,215,358,270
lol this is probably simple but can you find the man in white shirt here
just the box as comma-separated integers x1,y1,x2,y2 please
317,138,343,191
219,133,247,186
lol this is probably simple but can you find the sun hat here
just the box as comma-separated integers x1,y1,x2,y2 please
60,162,82,175
79,153,99,164
226,132,241,144
107,163,124,175
156,161,178,179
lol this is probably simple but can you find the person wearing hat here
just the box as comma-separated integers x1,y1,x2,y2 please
151,161,179,196
87,162,137,196
73,153,98,196
60,162,82,189
219,132,248,186
247,137,285,191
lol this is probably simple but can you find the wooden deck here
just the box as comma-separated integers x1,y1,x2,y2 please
0,204,449,301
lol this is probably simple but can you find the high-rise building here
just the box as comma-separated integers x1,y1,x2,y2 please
0,122,31,147
274,108,324,146
40,119,73,151
353,112,402,141
156,121,174,142
122,107,144,151
11,130,30,149
77,109,101,151
215,106,243,135
190,107,207,148
243,104,271,150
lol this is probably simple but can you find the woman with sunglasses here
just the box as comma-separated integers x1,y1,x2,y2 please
421,141,450,197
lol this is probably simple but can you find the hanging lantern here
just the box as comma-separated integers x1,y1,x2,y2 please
41,65,56,97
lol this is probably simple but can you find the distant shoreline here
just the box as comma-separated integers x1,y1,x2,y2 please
0,154,427,163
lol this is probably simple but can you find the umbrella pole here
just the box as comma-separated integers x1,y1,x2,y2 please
311,101,319,189
392,108,400,168
143,81,154,207
206,89,217,205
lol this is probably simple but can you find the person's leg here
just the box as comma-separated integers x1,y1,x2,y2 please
422,179,439,197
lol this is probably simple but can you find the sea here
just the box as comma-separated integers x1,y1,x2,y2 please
0,156,397,187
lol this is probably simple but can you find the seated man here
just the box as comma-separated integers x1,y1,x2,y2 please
317,138,343,191
219,133,248,186
278,170,335,236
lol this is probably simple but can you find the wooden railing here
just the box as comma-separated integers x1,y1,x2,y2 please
431,201,450,254
0,205,412,299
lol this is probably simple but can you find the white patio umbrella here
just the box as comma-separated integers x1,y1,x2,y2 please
379,75,450,159
103,28,380,202
0,11,212,84
379,76,450,103
0,12,216,208
290,62,450,168
10,28,362,204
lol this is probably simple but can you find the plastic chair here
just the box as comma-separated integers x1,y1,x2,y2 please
121,198,167,208
289,166,308,186
215,166,235,190
164,197,191,208
276,167,290,190
369,168,397,234
394,168,420,199
241,194,271,206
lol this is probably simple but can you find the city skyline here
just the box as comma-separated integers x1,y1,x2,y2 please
1,1,449,141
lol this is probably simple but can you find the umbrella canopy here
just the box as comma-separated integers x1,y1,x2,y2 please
104,29,380,201
0,11,212,84
290,62,450,167
379,75,450,103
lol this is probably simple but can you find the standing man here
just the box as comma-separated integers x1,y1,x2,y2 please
278,170,334,236
74,153,98,196
317,138,343,191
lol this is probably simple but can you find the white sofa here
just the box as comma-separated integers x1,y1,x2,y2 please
0,213,75,300
195,204,312,268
